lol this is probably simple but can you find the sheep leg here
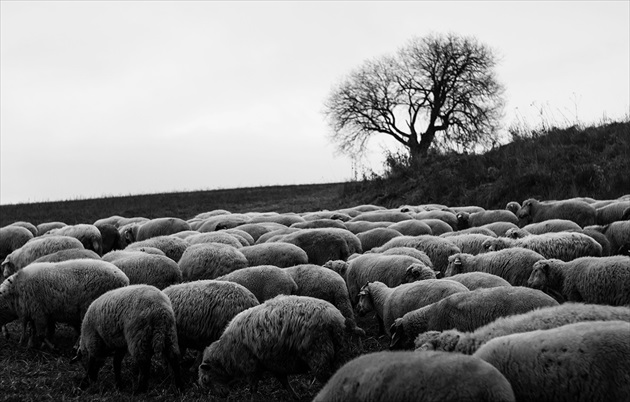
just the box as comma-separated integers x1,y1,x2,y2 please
113,349,126,390
81,356,105,389
274,374,299,400
164,347,184,390
133,358,151,394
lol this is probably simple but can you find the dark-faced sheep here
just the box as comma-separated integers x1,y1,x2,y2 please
275,228,361,265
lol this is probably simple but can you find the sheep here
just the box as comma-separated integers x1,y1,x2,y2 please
72,284,182,392
95,223,124,254
237,242,308,268
446,272,512,290
516,198,596,227
440,226,497,237
413,210,458,230
356,227,402,252
521,218,582,234
1,235,85,277
587,221,630,255
415,218,453,235
108,253,182,290
198,295,349,400
596,200,630,225
350,210,412,223
505,201,521,215
233,222,287,243
343,221,393,234
444,249,545,286
102,247,166,262
185,231,243,248
93,215,125,228
457,210,518,230
36,221,67,236
344,254,433,304
283,264,365,336
197,214,251,232
7,221,37,237
313,350,516,402
125,235,189,262
372,235,461,275
275,228,361,265
390,286,558,350
179,243,248,281
301,211,352,222
290,219,348,230
440,233,496,255
44,224,103,255
323,259,349,280
134,217,191,241
220,228,254,245
162,280,259,358
254,227,301,244
415,303,630,354
402,262,439,282
387,219,433,236
473,320,630,402
32,248,101,263
379,247,434,265
482,231,602,261
478,221,518,237
338,204,385,216
577,227,612,256
356,280,469,336
248,213,305,226
191,209,232,221
0,259,129,349
0,225,34,262
216,265,297,302
528,256,630,305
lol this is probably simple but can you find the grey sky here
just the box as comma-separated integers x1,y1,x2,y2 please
1,1,628,204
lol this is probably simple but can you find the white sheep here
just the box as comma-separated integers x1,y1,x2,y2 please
36,221,67,236
473,320,630,402
521,218,582,234
344,221,393,234
379,247,434,265
0,225,34,262
233,222,287,243
415,303,630,354
356,227,402,252
481,231,602,261
313,350,515,402
444,249,545,286
0,259,129,348
135,217,192,241
356,280,469,336
390,286,558,350
179,243,248,281
238,242,308,268
2,235,85,278
44,224,103,255
456,210,518,230
274,228,361,265
415,218,453,235
440,233,496,255
185,231,243,248
349,210,412,223
371,235,461,275
387,219,433,236
198,295,349,400
445,272,512,290
516,198,596,227
73,284,183,392
197,213,252,232
125,235,189,262
440,226,497,237
477,221,519,236
216,265,298,302
587,220,630,255
108,253,182,290
6,221,37,237
412,210,458,231
221,228,255,245
596,200,630,225
102,247,166,262
291,219,348,230
527,256,630,305
254,227,301,244
32,248,101,263
249,212,306,226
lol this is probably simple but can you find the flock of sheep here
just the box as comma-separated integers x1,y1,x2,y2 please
1,194,629,401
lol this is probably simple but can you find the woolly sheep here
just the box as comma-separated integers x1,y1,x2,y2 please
313,350,515,402
198,295,349,400
402,262,439,282
446,272,511,290
0,259,129,348
323,259,349,280
192,209,232,221
416,218,453,235
413,210,458,230
473,321,630,402
179,243,248,281
457,210,518,230
73,284,182,392
220,228,255,245
163,280,259,353
185,231,243,248
444,249,545,286
343,221,393,234
45,224,103,255
7,221,37,237
521,218,581,234
135,217,191,241
248,213,305,226
108,253,182,290
275,228,360,265
0,225,34,262
233,222,287,242
216,265,297,302
345,254,432,304
357,280,469,336
441,233,496,255
415,303,630,354
283,264,365,336
372,235,461,275
102,247,166,262
338,204,385,216
32,248,101,263
356,227,402,252
290,219,347,230
380,247,434,265
596,200,630,225
350,210,412,223
125,235,189,262
505,201,520,215
587,221,630,255
238,242,308,268
482,231,602,261
390,286,558,350
2,235,85,277
387,219,433,236
528,256,630,305
254,227,301,244
440,226,497,237
477,221,518,237
301,210,353,222
36,221,67,236
516,198,596,227
93,215,124,228
577,227,612,256
95,223,124,254
197,214,251,232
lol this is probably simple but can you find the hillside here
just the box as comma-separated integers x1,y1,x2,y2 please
1,121,628,226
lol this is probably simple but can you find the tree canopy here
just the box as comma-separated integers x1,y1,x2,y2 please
324,33,505,164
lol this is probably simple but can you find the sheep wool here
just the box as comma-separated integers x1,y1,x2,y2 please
179,243,248,281
517,198,596,228
238,242,308,268
445,272,512,290
473,320,630,402
109,253,182,290
2,235,84,277
0,225,34,263
371,235,461,275
216,265,298,302
125,235,189,262
45,224,103,255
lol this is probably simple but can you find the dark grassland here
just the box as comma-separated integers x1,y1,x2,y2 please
0,121,629,401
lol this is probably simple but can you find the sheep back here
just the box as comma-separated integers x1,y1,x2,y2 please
238,242,308,268
0,225,34,262
372,235,460,275
216,265,297,302
125,235,189,262
446,272,512,290
517,198,596,227
135,217,192,241
109,253,182,290
2,235,85,277
179,243,248,281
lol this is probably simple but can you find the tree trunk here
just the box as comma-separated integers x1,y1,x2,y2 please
408,135,423,168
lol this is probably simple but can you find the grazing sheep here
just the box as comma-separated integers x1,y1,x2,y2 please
95,223,124,254
36,221,67,236
521,219,582,234
135,217,191,241
446,272,511,290
2,235,85,277
93,215,125,228
415,303,630,354
323,259,349,280
457,210,518,230
596,200,630,225
185,231,243,248
343,221,393,234
516,198,596,227
387,219,433,236
356,228,402,252
528,256,630,305
179,243,248,281
7,221,37,237
356,280,469,336
198,295,349,400
440,226,497,237
478,221,518,237
249,213,305,226
441,233,496,255
102,248,166,262
275,228,361,265
73,284,182,392
313,351,515,402
482,231,602,261
290,219,348,230
45,224,103,255
416,218,453,235
197,214,251,232
0,260,129,348
413,210,458,230
283,264,365,336
577,227,612,256
216,265,297,302
444,249,545,286
254,228,301,244
451,205,485,214
234,222,287,243
473,320,630,402
380,247,434,266
301,211,352,222
220,228,255,246
108,253,182,290
390,286,558,350
372,235,461,275
238,242,308,268
32,249,101,263
125,235,189,262
587,221,630,255
504,201,520,215
163,280,259,354
350,210,412,223
0,225,34,262
402,262,439,282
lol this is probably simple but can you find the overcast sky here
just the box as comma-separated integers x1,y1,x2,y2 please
1,1,628,205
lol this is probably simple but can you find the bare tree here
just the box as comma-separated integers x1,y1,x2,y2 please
324,33,505,165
